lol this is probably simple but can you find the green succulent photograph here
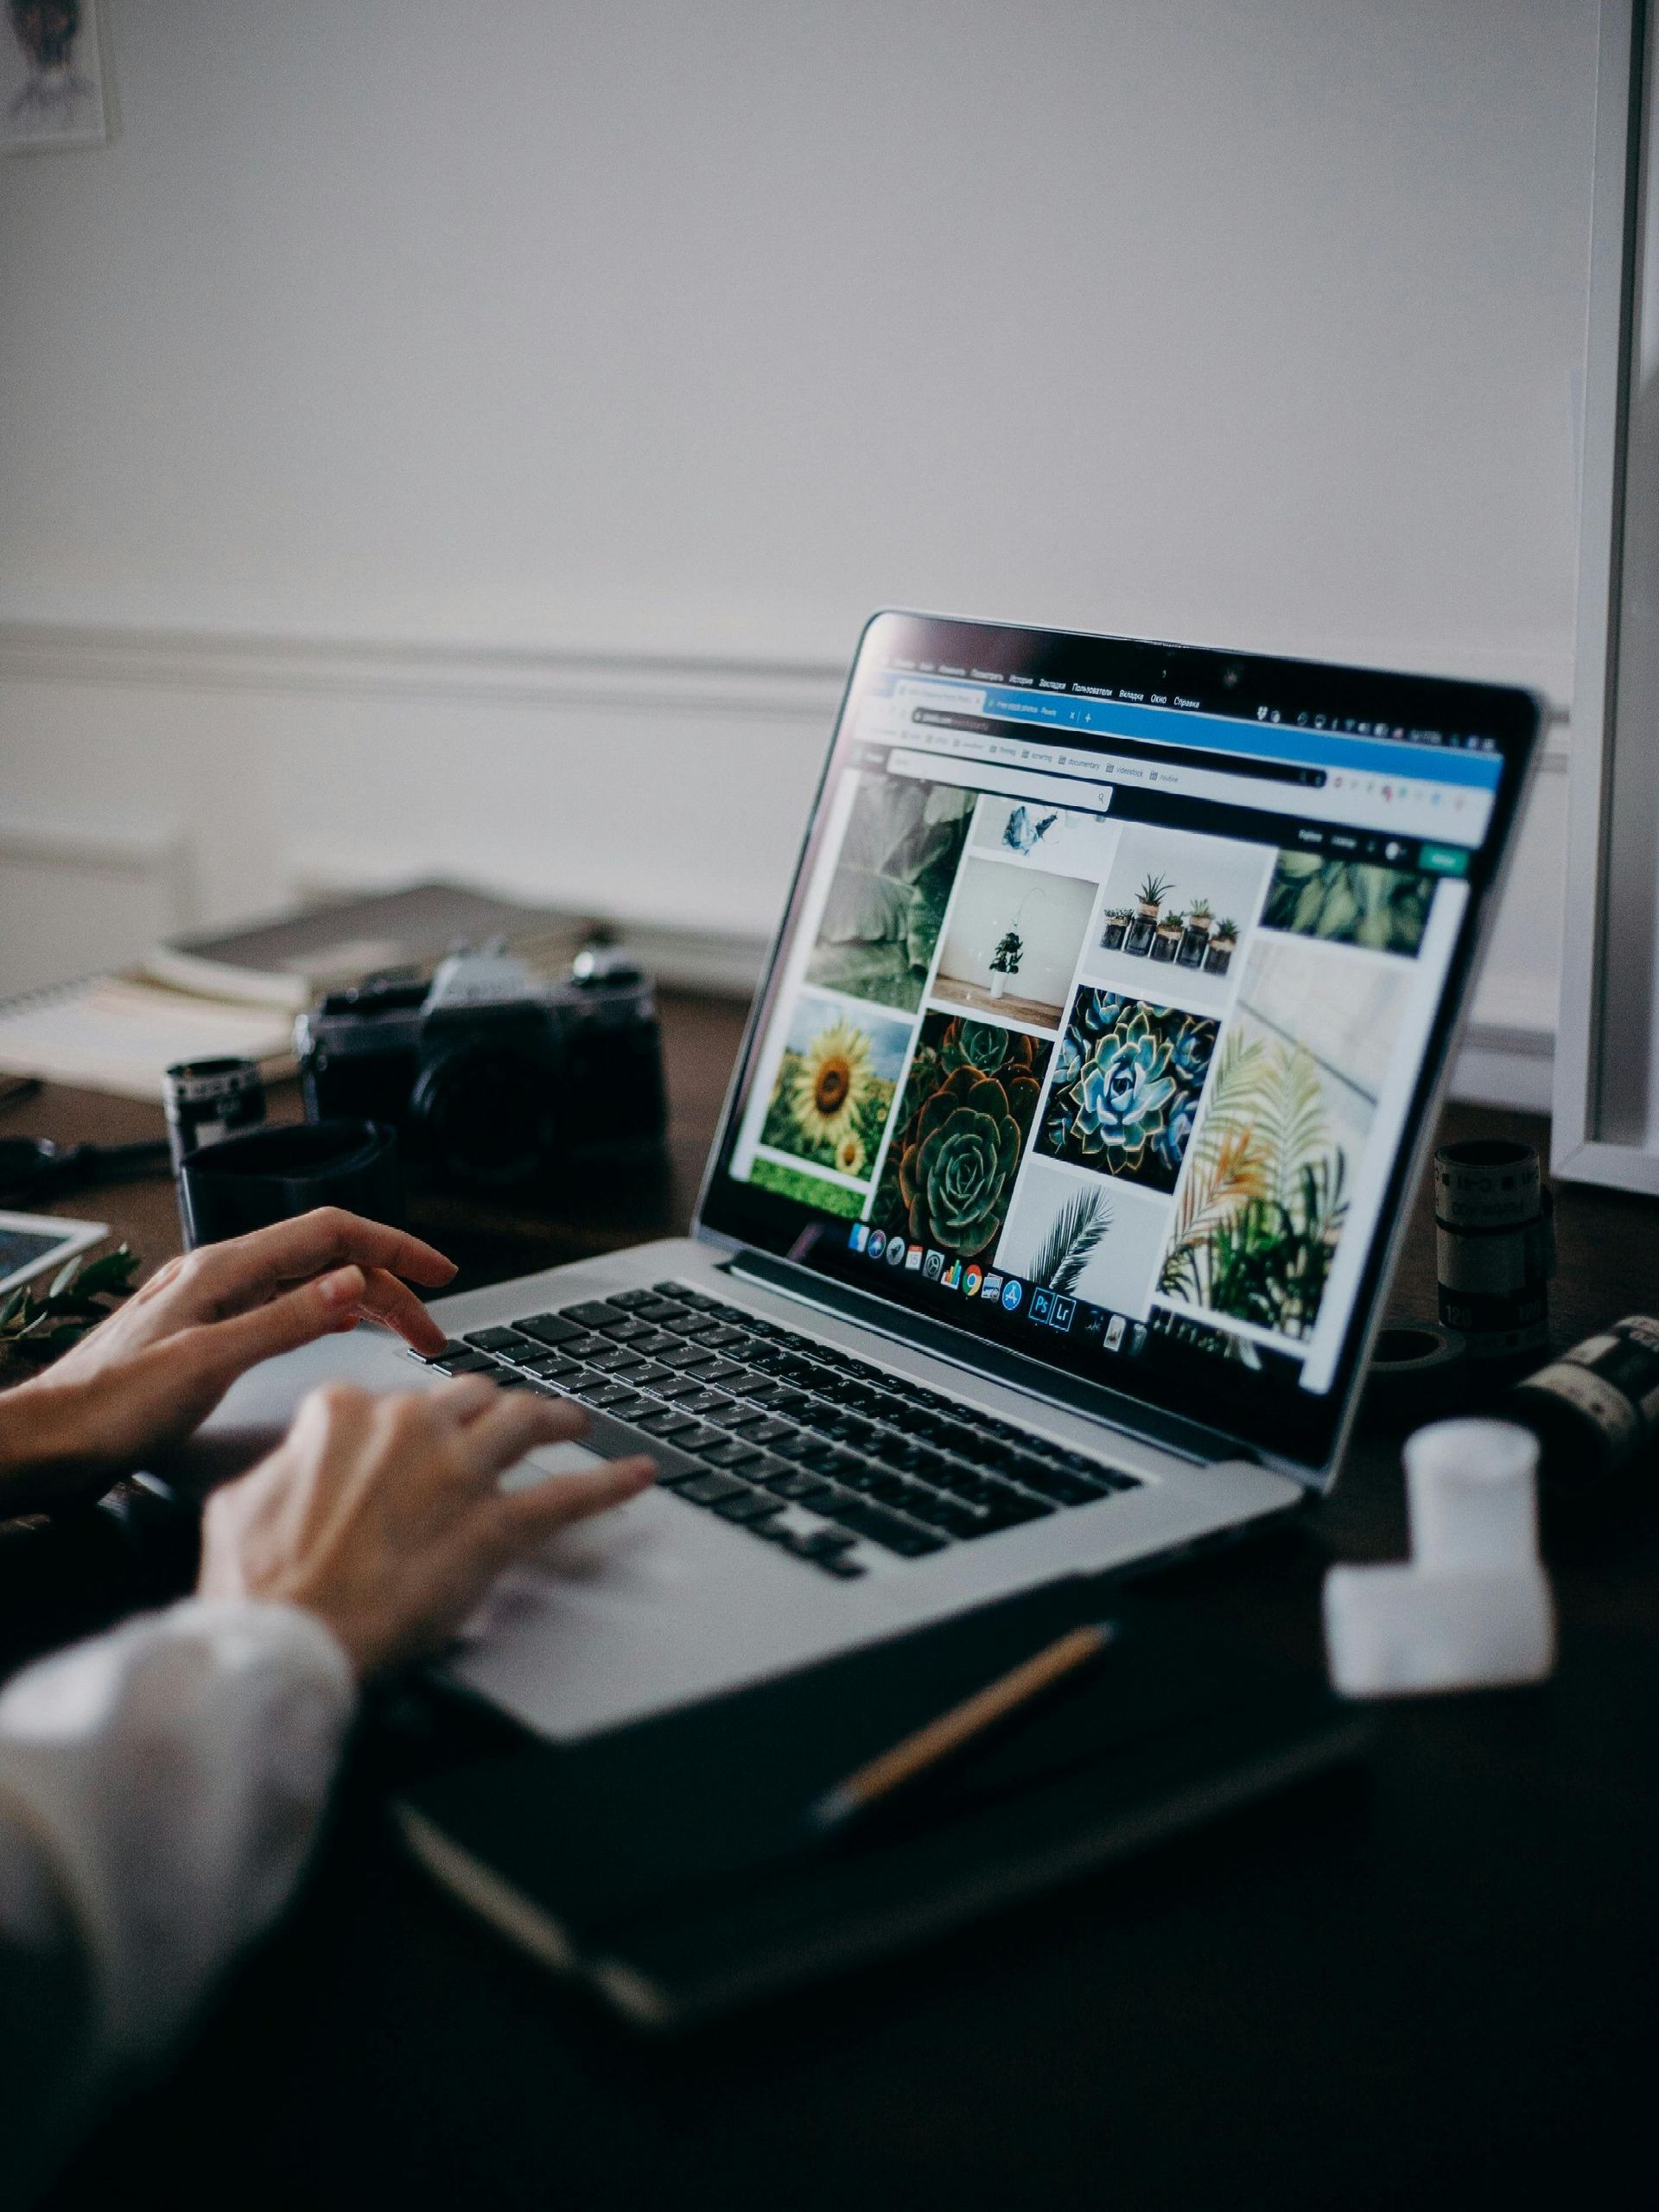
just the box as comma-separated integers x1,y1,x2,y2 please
870,1014,1052,1258
1156,1026,1350,1340
748,1155,866,1218
804,774,976,1011
1262,851,1433,956
758,989,912,1180
1038,988,1217,1195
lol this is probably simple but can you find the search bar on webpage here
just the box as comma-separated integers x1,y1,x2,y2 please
887,747,1113,816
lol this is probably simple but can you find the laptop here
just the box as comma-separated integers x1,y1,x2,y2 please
203,612,1542,1739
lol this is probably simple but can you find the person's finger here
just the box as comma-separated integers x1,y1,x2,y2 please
176,1210,457,1319
450,1390,593,1479
187,1264,371,1381
482,1453,658,1555
352,1266,448,1355
422,1374,502,1427
449,1377,589,1428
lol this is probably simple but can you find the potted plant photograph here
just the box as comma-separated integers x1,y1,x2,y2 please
1124,873,1170,957
1205,917,1239,975
1100,906,1132,952
1179,897,1213,969
988,924,1024,1001
1152,908,1184,964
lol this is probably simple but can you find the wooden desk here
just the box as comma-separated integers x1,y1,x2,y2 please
6,995,1659,2212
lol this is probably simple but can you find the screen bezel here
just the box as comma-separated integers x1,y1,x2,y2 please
694,611,1542,1481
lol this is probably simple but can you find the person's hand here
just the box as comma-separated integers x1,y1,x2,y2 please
198,1377,657,1677
0,1210,457,1516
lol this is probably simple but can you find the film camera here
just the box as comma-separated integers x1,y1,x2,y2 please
296,944,665,1190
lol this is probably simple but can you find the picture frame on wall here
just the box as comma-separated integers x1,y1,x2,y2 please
1555,0,1659,1193
1,0,110,154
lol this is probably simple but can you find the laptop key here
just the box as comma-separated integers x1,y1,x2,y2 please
627,1331,683,1359
765,1469,835,1504
819,1498,945,1558
734,1379,786,1409
725,1414,798,1446
595,1317,659,1345
976,1486,1056,1532
561,1300,629,1329
603,1288,661,1312
1001,1459,1109,1507
653,1373,715,1402
463,1327,535,1354
659,1343,721,1372
689,1323,751,1351
777,1525,858,1558
674,1471,749,1506
633,1407,702,1440
582,1380,646,1410
696,1359,750,1388
675,1388,736,1419
429,1350,497,1376
584,1345,650,1376
674,1423,731,1454
765,1431,818,1465
598,1391,656,1421
505,1343,574,1370
739,1452,795,1484
512,1313,588,1347
701,1438,766,1471
711,1489,785,1524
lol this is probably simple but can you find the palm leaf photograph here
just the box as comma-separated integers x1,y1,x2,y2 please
1027,1185,1115,1294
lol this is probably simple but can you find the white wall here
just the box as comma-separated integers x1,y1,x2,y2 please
0,0,1596,1099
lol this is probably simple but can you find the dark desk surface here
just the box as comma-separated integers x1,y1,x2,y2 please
5,990,1658,2211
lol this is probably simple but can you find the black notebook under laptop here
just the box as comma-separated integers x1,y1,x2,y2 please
397,1583,1366,2030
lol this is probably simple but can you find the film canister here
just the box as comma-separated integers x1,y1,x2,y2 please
1433,1138,1554,1371
163,1056,267,1178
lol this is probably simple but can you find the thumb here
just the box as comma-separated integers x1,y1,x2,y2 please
194,1264,367,1380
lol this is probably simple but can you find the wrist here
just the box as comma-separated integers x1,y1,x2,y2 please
0,1376,102,1515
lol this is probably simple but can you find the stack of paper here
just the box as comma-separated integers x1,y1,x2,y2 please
0,974,295,1103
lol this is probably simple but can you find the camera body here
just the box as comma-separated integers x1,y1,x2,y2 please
296,944,665,1190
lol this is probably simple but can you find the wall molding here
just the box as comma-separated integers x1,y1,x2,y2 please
0,617,1571,763
0,619,847,722
0,617,1567,1098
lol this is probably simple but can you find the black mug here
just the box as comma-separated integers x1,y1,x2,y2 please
177,1119,404,1250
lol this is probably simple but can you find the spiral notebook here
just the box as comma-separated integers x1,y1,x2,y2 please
0,972,295,1102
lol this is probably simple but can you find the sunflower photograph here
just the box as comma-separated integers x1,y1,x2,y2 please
757,989,912,1179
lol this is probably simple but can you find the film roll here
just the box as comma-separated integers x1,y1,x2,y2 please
163,1055,267,1178
1364,1320,1470,1428
1433,1138,1554,1367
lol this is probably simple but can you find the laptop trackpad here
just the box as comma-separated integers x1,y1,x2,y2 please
503,1439,607,1491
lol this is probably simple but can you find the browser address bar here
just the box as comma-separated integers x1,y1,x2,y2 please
887,747,1113,816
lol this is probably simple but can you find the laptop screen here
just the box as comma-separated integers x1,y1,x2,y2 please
697,613,1539,1474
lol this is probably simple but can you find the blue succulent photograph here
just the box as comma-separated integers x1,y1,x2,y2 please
1039,988,1217,1193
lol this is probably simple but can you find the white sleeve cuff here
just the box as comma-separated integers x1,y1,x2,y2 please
0,1596,358,2064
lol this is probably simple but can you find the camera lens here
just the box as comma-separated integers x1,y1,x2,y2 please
410,1042,560,1188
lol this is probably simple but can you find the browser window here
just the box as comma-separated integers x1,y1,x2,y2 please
703,614,1532,1471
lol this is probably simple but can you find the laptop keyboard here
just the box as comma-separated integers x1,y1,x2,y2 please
414,1281,1141,1581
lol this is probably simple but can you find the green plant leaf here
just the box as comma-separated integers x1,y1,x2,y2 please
71,1246,139,1298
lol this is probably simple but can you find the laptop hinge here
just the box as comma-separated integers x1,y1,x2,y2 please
724,1247,1250,1470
